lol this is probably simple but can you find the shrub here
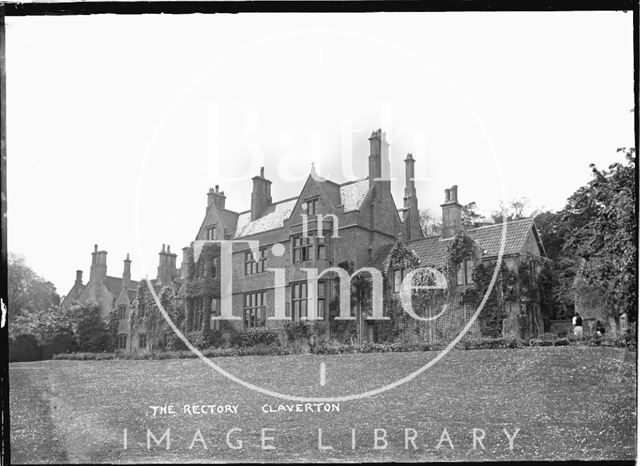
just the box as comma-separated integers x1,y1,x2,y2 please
185,330,213,350
284,321,310,343
9,334,42,362
232,328,280,348
311,341,432,355
165,333,187,351
41,333,77,359
53,352,115,361
459,336,520,350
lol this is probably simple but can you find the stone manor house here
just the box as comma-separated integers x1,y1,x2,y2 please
62,130,546,352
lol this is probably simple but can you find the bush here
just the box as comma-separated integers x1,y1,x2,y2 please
9,334,42,362
184,331,211,350
459,337,520,350
75,304,111,352
53,352,115,360
165,333,187,351
41,333,77,359
284,321,310,343
311,341,432,355
52,343,294,361
232,328,280,348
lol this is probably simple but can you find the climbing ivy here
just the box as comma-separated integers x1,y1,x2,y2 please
130,283,180,351
379,231,549,340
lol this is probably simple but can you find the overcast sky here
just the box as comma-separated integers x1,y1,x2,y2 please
6,11,634,296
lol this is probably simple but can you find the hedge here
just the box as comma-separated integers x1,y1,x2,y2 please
41,333,77,360
9,334,41,362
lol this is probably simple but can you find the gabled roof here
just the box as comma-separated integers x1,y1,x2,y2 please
199,172,374,240
339,178,370,212
234,198,298,238
367,218,541,270
105,276,139,299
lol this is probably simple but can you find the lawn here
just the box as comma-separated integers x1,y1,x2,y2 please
9,346,637,463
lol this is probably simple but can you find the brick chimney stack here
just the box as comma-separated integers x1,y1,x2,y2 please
251,167,272,221
207,185,226,211
157,244,178,286
122,253,131,289
180,246,189,279
368,129,390,183
441,185,462,239
403,153,423,240
75,270,83,286
90,244,107,283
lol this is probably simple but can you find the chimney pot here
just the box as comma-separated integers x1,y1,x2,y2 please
94,244,98,252
451,185,458,202
215,185,219,193
260,167,265,178
445,189,451,202
167,245,171,254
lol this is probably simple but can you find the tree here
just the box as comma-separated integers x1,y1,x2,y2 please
71,302,111,352
534,210,575,320
8,253,60,320
419,209,442,237
8,253,62,338
492,197,540,223
561,148,636,321
461,201,483,228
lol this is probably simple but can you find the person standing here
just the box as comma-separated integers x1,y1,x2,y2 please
573,312,583,337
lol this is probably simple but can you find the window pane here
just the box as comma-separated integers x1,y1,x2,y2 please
456,263,464,286
301,300,307,317
318,299,325,319
318,281,325,297
466,260,474,284
394,270,402,293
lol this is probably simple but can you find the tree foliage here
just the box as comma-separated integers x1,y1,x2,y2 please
560,148,637,321
8,253,61,336
70,302,111,352
492,197,540,223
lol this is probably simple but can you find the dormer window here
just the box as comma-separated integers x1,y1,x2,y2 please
206,226,217,241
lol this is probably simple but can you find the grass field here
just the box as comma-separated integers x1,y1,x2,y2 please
9,346,637,463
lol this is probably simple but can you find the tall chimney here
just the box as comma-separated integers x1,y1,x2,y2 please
157,244,178,286
90,244,108,283
251,167,272,221
368,129,381,181
75,270,83,286
403,153,423,240
441,185,462,239
180,246,189,279
122,253,131,289
207,185,227,211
